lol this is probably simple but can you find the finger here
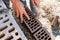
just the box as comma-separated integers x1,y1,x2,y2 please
34,0,40,7
13,3,19,16
16,9,19,18
20,13,23,23
23,10,30,20
18,5,24,23
31,0,35,6
15,3,19,17
13,4,16,14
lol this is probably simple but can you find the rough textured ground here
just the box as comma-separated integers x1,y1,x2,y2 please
34,0,60,40
9,0,60,40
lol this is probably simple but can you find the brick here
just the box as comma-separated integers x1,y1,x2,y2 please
23,7,52,40
0,0,27,40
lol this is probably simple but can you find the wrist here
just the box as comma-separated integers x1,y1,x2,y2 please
10,0,24,7
10,0,20,4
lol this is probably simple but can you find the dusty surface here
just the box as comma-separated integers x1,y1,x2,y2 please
34,0,60,40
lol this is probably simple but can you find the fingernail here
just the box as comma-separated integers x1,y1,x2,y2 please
28,18,30,20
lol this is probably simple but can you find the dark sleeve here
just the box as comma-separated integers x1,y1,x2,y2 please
3,0,10,8
3,0,9,3
3,0,9,6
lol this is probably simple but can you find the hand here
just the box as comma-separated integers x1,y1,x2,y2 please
11,0,30,23
31,0,40,8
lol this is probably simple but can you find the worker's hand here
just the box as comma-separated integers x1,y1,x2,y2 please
11,0,30,23
31,0,40,8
